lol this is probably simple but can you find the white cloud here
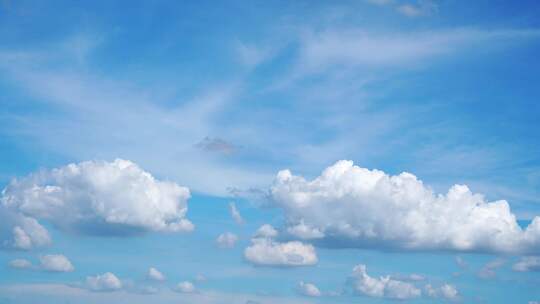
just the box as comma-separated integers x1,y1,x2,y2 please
297,28,540,74
298,281,321,297
174,281,196,293
255,224,278,239
86,272,123,292
1,159,193,244
9,258,32,269
39,254,74,272
0,209,51,250
216,232,239,249
244,238,317,267
269,160,540,253
513,256,540,272
286,220,324,240
147,267,166,281
351,264,421,300
229,202,244,225
425,283,459,300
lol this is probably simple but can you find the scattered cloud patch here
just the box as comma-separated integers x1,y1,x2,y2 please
147,267,166,281
478,259,505,279
174,281,196,293
255,224,278,239
425,283,459,300
244,228,317,267
513,256,540,272
195,136,236,154
86,272,122,292
39,254,74,272
1,159,194,245
350,264,421,299
216,232,239,249
298,281,321,297
9,258,32,269
269,160,540,254
229,202,244,225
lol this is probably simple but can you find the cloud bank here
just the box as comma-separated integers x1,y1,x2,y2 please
270,160,540,254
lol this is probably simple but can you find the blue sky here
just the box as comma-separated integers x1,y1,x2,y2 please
1,0,540,303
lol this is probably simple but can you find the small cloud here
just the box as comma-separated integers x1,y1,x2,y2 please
195,274,207,282
298,281,322,297
174,281,196,293
216,232,239,249
351,264,421,300
254,224,278,239
513,256,540,272
425,283,459,300
86,272,123,292
244,237,317,267
477,259,505,279
229,202,244,225
39,254,74,272
9,258,32,269
455,256,468,269
195,136,236,154
147,267,166,281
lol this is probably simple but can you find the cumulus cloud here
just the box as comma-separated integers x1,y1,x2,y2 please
244,229,317,267
216,232,239,249
350,264,421,300
39,254,74,272
86,272,122,292
298,281,321,297
513,256,540,272
255,224,278,239
0,208,51,250
174,281,196,293
229,202,244,225
147,267,166,281
9,258,32,269
1,159,193,247
269,160,540,254
425,283,459,300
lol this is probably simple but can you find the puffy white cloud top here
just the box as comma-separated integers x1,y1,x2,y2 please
244,238,317,267
254,224,278,239
86,272,123,292
1,159,193,249
147,267,166,281
351,264,421,300
270,160,540,253
39,254,74,272
298,281,322,297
